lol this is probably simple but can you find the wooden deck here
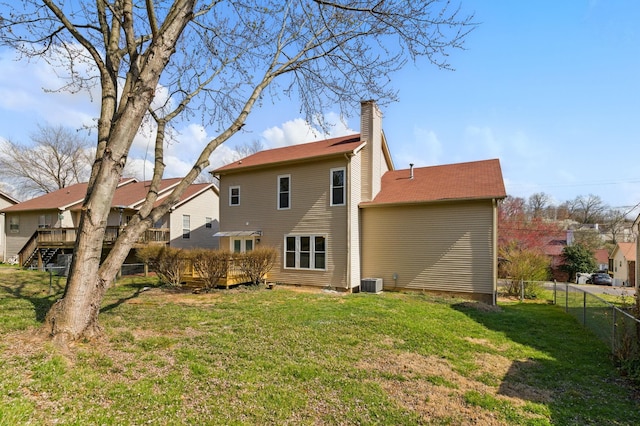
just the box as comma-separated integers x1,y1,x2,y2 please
181,259,252,289
19,226,170,267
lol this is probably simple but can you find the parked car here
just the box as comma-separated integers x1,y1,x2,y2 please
586,273,613,286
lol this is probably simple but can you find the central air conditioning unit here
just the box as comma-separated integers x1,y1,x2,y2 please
360,278,383,293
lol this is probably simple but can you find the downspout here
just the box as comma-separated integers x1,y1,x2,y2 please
0,212,5,262
492,198,499,305
344,152,352,291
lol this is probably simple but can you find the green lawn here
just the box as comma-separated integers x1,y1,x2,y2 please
1,267,639,425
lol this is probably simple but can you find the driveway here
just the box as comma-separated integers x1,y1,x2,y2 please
546,282,636,297
572,283,635,297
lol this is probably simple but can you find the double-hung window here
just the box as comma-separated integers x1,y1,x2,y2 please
182,215,191,239
284,235,326,270
330,167,346,206
9,216,19,233
229,186,240,206
278,175,291,210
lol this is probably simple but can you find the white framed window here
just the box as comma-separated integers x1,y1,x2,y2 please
229,186,240,206
284,235,326,270
278,174,291,210
330,167,346,206
182,215,191,239
231,237,254,253
9,216,19,233
205,217,213,228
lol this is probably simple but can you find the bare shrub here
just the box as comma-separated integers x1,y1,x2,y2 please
236,247,278,285
137,246,186,287
191,249,232,290
500,246,550,298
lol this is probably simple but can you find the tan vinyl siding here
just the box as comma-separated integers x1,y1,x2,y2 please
4,211,46,260
219,157,349,288
361,200,497,299
170,188,219,249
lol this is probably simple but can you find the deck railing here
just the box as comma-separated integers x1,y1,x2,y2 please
18,226,170,266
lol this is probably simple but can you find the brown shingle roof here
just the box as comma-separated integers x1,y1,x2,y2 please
0,178,191,213
1,181,91,212
361,159,506,206
213,134,365,173
616,242,636,262
109,178,182,209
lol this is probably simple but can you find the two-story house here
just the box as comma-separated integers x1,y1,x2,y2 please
0,188,19,262
1,178,219,267
214,101,506,303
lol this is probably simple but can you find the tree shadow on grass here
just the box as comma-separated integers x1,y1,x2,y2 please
452,301,640,425
0,269,157,322
0,269,66,322
99,281,153,313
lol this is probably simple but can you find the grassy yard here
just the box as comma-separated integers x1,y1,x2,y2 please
1,267,639,425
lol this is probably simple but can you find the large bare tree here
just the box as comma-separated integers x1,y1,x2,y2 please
0,0,474,346
0,124,93,196
566,194,608,224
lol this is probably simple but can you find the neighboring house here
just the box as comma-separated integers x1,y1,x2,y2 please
594,248,609,272
0,189,20,262
213,101,506,303
541,233,569,282
610,242,636,287
0,178,219,267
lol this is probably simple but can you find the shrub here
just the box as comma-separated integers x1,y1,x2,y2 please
500,245,550,298
137,245,187,286
236,247,278,285
191,249,232,290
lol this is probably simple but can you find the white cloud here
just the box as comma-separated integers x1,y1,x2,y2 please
261,113,354,149
0,46,99,135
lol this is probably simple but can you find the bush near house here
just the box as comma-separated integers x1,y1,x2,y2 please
191,248,233,290
136,246,187,287
138,246,278,288
236,246,278,285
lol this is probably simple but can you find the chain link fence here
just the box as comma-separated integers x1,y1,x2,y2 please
551,282,640,361
30,263,147,278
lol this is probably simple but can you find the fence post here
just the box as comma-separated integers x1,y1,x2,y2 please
583,292,587,326
520,279,524,302
612,307,617,355
553,280,557,305
565,283,569,313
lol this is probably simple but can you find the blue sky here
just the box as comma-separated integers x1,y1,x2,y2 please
1,1,639,212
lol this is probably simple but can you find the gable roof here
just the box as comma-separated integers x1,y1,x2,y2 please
612,242,636,262
103,178,183,210
0,178,209,213
361,159,506,207
1,181,91,213
167,182,219,210
213,134,367,174
0,189,19,205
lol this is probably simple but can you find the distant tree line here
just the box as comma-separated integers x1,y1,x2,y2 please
501,192,633,246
